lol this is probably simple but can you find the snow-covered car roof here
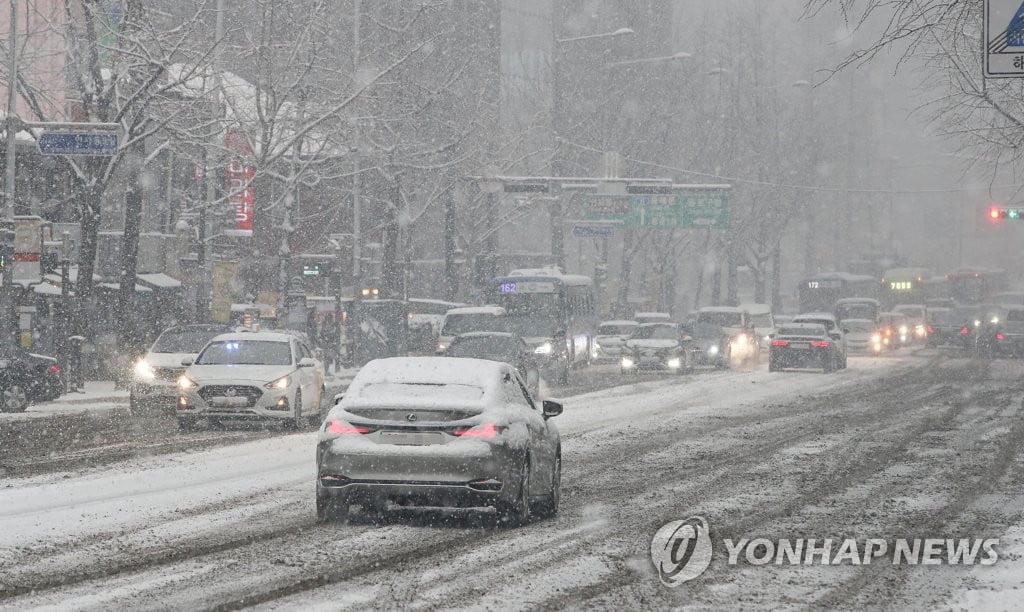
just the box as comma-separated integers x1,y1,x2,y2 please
793,312,837,321
699,306,743,313
634,311,671,318
452,331,517,340
342,357,509,410
598,320,639,327
444,306,506,316
739,303,772,314
636,322,677,328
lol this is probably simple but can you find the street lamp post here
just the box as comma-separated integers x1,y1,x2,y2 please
4,0,20,339
552,25,634,271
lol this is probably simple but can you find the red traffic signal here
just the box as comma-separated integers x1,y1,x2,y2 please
990,206,1003,220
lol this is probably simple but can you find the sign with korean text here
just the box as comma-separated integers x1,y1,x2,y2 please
38,132,118,156
583,193,730,229
13,216,43,286
225,162,255,236
985,0,1024,78
210,260,239,323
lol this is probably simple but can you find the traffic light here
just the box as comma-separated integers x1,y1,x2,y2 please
988,206,1022,220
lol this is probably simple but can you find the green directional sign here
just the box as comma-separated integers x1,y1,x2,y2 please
583,193,730,229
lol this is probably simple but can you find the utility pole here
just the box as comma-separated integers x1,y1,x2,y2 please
4,0,19,338
349,0,363,364
198,0,225,321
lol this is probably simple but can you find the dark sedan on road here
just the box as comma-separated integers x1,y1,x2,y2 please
620,322,693,375
0,343,63,413
769,323,842,373
445,331,540,397
316,357,562,525
990,306,1024,357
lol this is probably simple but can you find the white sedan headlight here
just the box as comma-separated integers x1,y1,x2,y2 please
734,334,747,347
134,359,155,380
177,374,198,390
534,342,553,355
265,375,292,390
621,357,635,368
667,357,681,369
708,344,719,355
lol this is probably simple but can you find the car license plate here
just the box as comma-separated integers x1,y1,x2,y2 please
210,396,249,407
380,432,443,446
789,342,810,350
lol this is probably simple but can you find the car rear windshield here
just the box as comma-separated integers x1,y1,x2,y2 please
1006,310,1024,322
598,324,635,335
447,337,515,359
196,340,292,365
441,314,504,335
632,325,678,340
894,306,924,318
843,320,875,332
778,326,825,336
750,313,773,328
153,329,225,353
697,312,742,327
360,382,484,400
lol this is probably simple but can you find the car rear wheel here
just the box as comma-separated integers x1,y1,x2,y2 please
497,458,531,527
178,417,197,432
533,454,560,519
823,354,835,373
768,357,779,372
308,386,326,427
316,490,350,523
0,384,29,413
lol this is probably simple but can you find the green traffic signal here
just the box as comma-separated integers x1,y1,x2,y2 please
1010,209,1021,220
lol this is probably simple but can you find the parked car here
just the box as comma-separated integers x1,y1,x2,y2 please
435,306,507,354
620,322,694,375
176,331,325,431
0,343,63,413
446,331,540,397
408,298,466,355
316,357,562,525
791,312,847,367
130,324,232,415
769,323,844,373
594,320,639,363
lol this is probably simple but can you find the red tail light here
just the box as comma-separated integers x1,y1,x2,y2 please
770,339,789,347
926,325,934,334
454,422,506,439
996,333,1006,340
959,327,969,335
810,340,831,348
47,364,60,374
325,419,372,435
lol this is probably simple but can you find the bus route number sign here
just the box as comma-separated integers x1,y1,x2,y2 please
500,281,555,294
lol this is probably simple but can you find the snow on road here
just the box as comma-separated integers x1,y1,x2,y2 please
4,353,1021,610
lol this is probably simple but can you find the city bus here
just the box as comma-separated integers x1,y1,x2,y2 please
798,273,878,314
485,268,597,384
880,267,932,309
946,268,1008,305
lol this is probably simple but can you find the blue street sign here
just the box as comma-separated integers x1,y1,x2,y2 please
38,132,118,156
572,225,616,238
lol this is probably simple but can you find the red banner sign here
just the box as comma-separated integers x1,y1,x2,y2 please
226,161,255,236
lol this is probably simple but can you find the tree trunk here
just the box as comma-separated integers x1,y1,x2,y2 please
726,243,739,306
753,259,766,304
771,245,782,313
443,193,458,301
76,186,103,300
117,136,145,350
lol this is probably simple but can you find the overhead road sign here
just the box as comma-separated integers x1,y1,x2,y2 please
38,132,118,156
582,192,731,230
984,0,1024,78
572,225,616,237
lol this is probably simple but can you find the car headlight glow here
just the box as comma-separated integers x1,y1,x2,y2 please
534,342,553,355
974,319,982,328
898,325,908,335
708,344,719,355
177,374,197,390
991,316,1000,325
265,375,291,390
667,357,681,369
437,342,449,352
871,333,881,343
134,359,155,380
621,357,635,368
734,334,747,347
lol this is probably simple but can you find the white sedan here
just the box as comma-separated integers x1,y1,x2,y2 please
176,331,325,431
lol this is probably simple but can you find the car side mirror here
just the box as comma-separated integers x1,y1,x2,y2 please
180,357,193,366
842,328,850,335
333,393,345,405
298,357,316,368
830,333,841,340
768,333,775,339
542,399,563,419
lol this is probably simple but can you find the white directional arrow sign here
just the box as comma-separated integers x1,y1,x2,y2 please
985,0,1024,78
